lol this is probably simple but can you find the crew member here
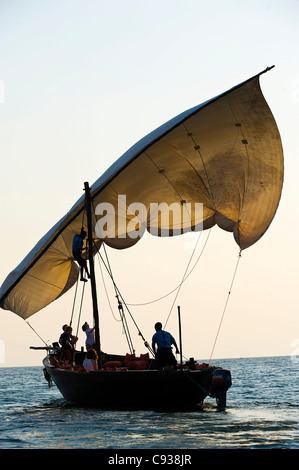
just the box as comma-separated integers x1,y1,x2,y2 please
72,228,90,282
152,322,179,370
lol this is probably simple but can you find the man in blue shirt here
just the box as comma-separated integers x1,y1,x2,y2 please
152,322,179,370
72,228,90,282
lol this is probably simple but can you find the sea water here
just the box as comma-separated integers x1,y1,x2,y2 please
0,356,298,451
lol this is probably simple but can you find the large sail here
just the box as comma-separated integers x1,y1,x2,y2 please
0,67,283,319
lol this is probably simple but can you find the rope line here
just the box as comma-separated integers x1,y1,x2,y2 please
93,228,211,356
26,321,49,347
127,229,211,307
75,281,86,338
95,245,155,355
164,229,206,329
95,242,137,353
101,242,135,353
97,251,122,322
208,250,242,365
69,278,79,326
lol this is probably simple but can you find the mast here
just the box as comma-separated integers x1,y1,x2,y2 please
84,181,102,368
178,306,183,371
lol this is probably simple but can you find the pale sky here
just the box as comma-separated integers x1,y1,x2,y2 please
0,0,298,367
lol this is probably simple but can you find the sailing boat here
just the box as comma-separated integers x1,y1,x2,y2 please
0,67,283,411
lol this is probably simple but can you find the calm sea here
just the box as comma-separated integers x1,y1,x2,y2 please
0,356,298,455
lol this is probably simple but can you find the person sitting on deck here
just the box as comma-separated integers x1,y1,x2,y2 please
83,349,98,371
152,322,179,370
72,228,90,282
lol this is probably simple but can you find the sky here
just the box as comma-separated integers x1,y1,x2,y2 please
0,0,298,367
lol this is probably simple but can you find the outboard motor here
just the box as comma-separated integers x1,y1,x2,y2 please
210,368,232,410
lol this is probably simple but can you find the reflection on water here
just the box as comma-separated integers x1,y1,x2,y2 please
0,356,298,449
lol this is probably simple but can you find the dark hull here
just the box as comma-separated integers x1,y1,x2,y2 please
43,356,211,410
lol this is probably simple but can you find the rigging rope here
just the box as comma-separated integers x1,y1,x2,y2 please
69,279,79,326
67,274,86,338
208,250,242,366
164,229,209,329
95,245,155,356
95,241,137,354
97,251,135,353
101,243,135,353
93,228,211,357
68,207,87,334
127,228,211,307
75,281,86,338
26,321,49,348
116,294,135,354
97,251,122,323
89,202,211,358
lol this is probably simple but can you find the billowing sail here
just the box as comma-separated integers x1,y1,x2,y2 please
0,67,283,319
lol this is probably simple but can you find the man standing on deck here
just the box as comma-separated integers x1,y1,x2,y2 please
72,228,90,282
152,322,179,370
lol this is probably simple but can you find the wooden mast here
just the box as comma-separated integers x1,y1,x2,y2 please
178,306,183,371
84,181,102,368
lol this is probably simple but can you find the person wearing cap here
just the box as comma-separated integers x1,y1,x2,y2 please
72,228,90,282
152,322,179,370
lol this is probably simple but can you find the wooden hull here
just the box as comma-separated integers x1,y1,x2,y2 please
43,356,211,410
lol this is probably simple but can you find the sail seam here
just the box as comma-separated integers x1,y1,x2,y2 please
0,67,275,307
